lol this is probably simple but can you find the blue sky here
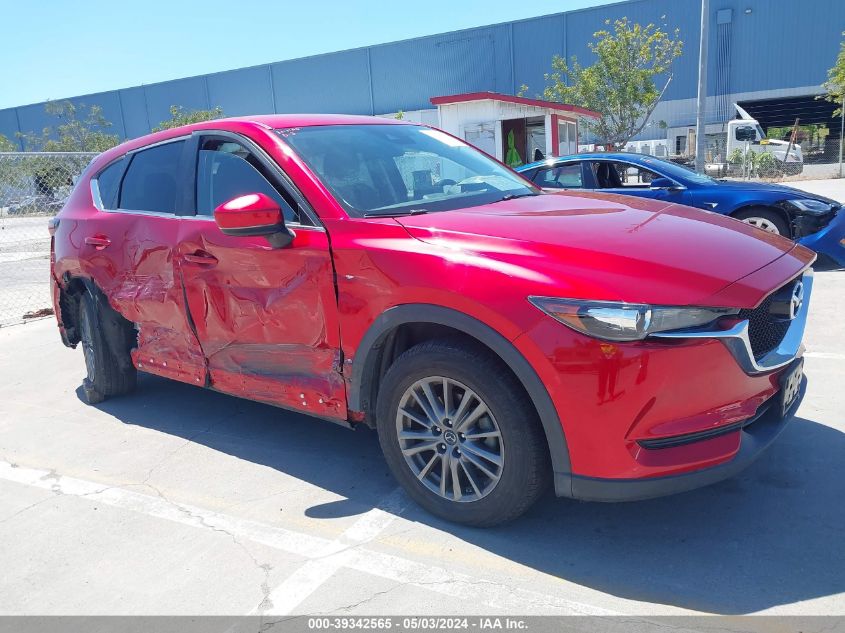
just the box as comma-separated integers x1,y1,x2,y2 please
1,0,619,109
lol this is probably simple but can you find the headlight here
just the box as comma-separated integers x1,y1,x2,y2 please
528,297,738,342
787,199,833,214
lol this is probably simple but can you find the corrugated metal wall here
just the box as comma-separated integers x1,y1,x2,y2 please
2,0,842,147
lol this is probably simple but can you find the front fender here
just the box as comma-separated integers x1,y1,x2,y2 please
349,303,572,484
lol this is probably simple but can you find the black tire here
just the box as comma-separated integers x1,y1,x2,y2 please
78,291,137,404
733,207,790,237
376,339,550,527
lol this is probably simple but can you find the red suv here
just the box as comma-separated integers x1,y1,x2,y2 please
50,115,814,526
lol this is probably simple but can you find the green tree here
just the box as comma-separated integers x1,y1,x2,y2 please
0,134,16,152
6,101,118,203
541,17,683,149
728,147,778,178
153,105,224,132
19,100,119,152
822,31,845,116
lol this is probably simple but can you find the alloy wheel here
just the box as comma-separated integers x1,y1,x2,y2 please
741,217,781,234
395,376,504,502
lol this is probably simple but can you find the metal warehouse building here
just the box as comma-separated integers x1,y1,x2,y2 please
2,0,844,157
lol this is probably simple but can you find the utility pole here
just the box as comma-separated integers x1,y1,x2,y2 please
694,0,710,174
839,94,845,178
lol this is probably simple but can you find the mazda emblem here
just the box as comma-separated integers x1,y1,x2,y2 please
789,281,804,320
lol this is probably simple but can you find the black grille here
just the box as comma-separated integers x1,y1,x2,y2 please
738,284,792,359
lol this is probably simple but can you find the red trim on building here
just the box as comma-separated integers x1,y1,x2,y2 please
430,91,600,119
550,114,560,157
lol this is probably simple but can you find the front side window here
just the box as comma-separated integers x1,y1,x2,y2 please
119,141,185,213
277,124,538,217
196,138,297,222
534,164,583,189
592,161,659,189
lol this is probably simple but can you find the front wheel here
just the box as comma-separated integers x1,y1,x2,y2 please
733,208,790,237
376,340,550,526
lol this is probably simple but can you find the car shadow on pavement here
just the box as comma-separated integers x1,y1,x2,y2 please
82,372,845,615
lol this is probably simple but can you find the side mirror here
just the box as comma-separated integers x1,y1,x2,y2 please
213,193,294,249
650,176,682,191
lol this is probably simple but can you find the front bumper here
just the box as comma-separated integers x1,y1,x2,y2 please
558,376,804,501
515,267,813,496
798,208,845,267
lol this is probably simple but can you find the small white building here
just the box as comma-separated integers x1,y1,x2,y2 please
379,92,599,167
431,92,599,166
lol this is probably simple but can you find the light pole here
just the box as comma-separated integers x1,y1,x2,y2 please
839,94,845,178
694,0,710,174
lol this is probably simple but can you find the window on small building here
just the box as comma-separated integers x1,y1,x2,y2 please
557,120,578,155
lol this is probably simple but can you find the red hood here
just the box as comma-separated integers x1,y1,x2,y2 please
394,191,814,307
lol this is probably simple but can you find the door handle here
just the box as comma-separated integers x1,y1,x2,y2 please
183,252,218,266
84,235,111,249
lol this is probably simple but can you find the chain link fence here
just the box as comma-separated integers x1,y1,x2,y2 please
0,152,96,327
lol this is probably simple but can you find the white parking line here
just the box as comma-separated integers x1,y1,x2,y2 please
260,488,408,615
0,460,619,616
804,351,845,360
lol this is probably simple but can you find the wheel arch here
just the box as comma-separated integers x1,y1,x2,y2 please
729,203,792,236
56,274,99,346
57,274,134,352
349,304,572,479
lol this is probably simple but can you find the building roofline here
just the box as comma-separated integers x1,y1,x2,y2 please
430,92,601,118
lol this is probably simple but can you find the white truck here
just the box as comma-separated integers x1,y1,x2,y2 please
665,104,803,177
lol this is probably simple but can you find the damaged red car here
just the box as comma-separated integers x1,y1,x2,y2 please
50,115,814,526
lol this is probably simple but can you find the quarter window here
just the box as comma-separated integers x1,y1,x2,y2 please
119,141,185,213
94,158,126,210
196,139,297,222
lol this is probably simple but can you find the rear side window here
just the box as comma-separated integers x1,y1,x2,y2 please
119,141,185,213
196,139,297,222
94,158,125,209
534,164,583,189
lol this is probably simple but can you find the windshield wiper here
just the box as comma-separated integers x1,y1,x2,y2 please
494,192,540,202
363,208,430,218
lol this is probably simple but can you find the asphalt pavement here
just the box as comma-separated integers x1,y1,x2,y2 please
0,271,843,617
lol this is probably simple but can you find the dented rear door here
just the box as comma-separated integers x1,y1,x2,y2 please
85,138,208,386
176,132,347,420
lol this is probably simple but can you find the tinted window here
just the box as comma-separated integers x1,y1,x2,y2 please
95,158,125,209
534,164,582,189
119,141,185,213
196,139,297,222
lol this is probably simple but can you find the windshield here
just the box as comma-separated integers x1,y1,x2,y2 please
276,124,538,217
635,156,715,185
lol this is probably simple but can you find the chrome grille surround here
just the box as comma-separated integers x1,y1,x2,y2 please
652,269,813,375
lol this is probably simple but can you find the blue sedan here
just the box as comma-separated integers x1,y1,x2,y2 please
517,153,845,267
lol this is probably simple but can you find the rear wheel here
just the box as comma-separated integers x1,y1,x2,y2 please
734,207,790,236
376,340,549,526
78,292,137,404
